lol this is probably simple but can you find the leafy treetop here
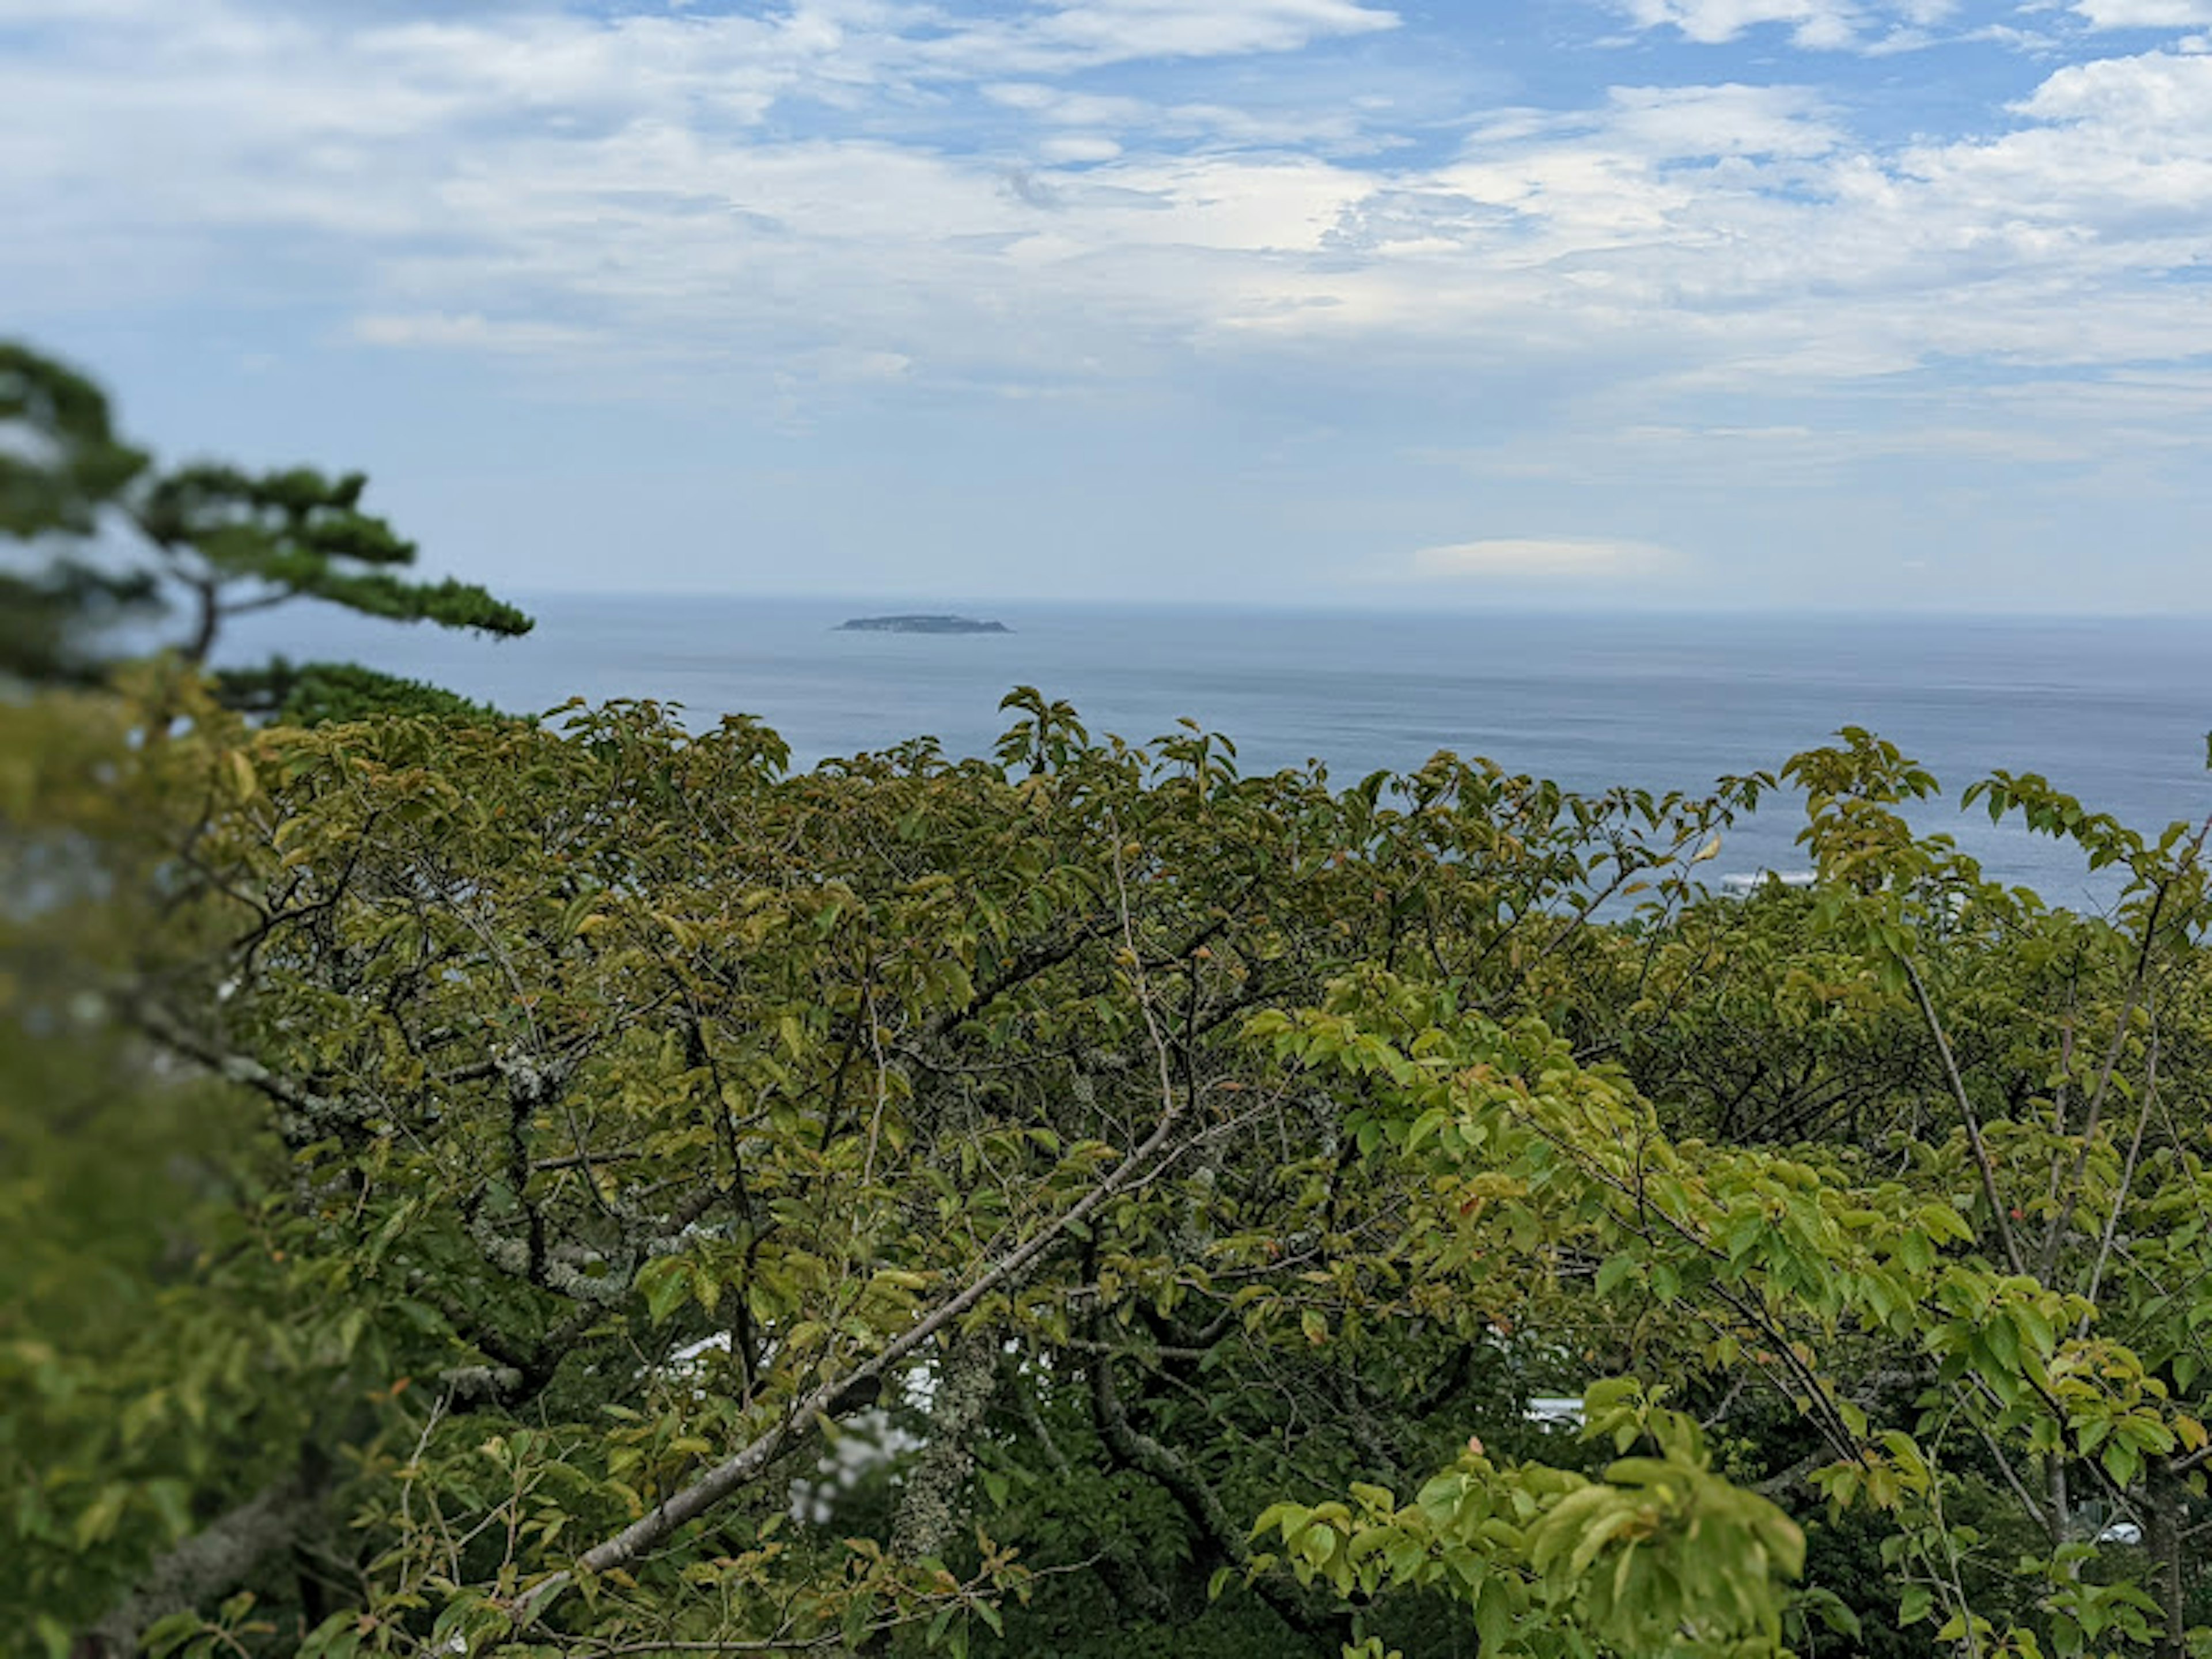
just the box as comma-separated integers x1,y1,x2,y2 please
6,668,2211,1659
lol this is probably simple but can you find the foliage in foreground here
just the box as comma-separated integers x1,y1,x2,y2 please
3,675,2210,1659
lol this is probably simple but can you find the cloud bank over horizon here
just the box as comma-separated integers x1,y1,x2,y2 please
5,0,2210,611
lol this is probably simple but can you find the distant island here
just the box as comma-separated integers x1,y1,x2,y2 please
835,614,1012,635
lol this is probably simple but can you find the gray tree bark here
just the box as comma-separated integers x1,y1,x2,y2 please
889,1331,999,1562
74,1473,323,1658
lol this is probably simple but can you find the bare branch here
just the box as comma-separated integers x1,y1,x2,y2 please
1904,959,2027,1278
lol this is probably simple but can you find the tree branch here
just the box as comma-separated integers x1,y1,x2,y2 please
1904,959,2026,1278
513,1087,1194,1628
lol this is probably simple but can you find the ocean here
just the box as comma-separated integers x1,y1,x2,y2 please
224,597,2212,912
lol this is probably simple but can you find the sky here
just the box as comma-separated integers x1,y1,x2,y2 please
5,0,2212,612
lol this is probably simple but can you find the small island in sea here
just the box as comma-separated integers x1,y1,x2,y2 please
835,613,1012,635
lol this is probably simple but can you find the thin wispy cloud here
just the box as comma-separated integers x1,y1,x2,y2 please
350,313,602,353
1408,539,1683,581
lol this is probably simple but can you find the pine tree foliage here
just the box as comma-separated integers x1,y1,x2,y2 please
0,342,529,711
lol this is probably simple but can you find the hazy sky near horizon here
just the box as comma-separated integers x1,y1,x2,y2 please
6,0,2212,611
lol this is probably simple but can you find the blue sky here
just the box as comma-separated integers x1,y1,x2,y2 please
6,0,2212,611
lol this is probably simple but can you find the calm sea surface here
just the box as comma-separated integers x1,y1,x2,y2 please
225,598,2212,911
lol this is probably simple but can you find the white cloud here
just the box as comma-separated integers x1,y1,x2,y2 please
349,312,600,351
808,346,915,381
982,80,1376,150
1603,84,1841,158
1608,0,1955,49
0,0,147,16
1614,0,1862,47
2074,0,2212,26
2010,44,2212,129
1039,134,1124,162
927,0,1399,69
1408,538,1681,579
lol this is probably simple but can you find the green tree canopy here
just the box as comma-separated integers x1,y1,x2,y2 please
5,674,2210,1659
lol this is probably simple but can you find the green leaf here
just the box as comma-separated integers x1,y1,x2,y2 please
1475,1575,1512,1652
73,1483,131,1551
637,1256,690,1326
143,1613,207,1659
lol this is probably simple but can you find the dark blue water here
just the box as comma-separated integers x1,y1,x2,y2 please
225,597,2212,912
